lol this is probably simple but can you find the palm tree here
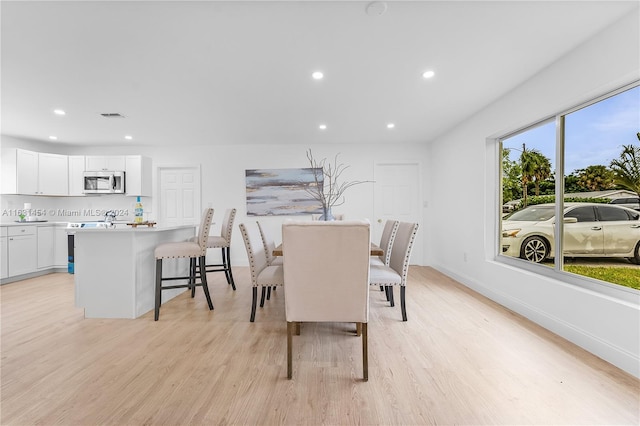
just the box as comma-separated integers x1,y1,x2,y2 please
610,135,640,198
531,152,552,196
519,144,545,206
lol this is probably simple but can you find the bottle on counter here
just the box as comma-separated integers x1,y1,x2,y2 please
134,196,144,224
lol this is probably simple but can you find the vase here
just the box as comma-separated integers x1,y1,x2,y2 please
319,206,335,221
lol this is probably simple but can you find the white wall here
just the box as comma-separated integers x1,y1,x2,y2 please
0,139,429,268
426,11,640,377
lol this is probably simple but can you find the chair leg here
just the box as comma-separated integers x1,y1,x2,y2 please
388,286,395,307
287,321,294,379
385,285,390,301
362,322,368,381
154,259,162,321
260,286,267,307
400,286,407,321
250,287,258,322
199,256,214,311
226,247,236,291
190,258,197,298
221,247,231,284
266,286,272,300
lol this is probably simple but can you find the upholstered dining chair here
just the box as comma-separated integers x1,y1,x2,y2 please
203,208,237,290
371,220,399,299
239,222,284,322
153,208,215,321
282,220,371,381
369,221,419,322
370,220,399,267
256,220,282,301
256,221,282,267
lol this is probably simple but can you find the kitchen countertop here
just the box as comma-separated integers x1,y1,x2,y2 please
70,224,191,232
0,221,68,227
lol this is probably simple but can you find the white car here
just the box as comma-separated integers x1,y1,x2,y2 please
502,203,640,264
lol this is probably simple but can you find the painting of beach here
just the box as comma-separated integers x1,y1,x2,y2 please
245,168,323,216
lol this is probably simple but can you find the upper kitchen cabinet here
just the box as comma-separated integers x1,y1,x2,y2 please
38,152,69,195
1,149,68,195
125,155,152,196
68,155,85,196
85,155,126,171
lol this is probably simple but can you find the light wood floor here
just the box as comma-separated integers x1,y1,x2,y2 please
1,267,638,425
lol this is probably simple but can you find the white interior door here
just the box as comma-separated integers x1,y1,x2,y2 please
374,162,422,264
158,167,201,227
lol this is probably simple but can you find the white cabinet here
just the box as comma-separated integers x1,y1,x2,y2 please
7,226,37,276
68,155,86,196
125,155,152,196
16,149,39,194
1,228,7,279
86,156,126,171
1,149,68,195
54,227,68,267
37,226,55,269
38,153,69,195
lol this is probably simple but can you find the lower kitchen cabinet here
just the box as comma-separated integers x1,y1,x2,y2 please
54,227,68,267
1,228,7,279
8,226,37,276
37,226,55,269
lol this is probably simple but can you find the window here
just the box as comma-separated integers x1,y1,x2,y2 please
499,83,639,290
565,206,596,222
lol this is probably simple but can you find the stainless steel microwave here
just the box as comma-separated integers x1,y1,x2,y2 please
83,171,125,194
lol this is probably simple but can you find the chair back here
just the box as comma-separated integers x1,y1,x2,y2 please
221,208,237,242
282,220,370,323
197,208,215,253
388,222,419,284
239,222,268,286
256,221,277,265
379,220,399,265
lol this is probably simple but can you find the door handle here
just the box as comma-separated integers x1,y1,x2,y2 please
591,226,602,231
631,224,640,228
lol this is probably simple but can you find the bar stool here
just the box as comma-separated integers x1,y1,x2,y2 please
203,208,237,290
154,208,215,321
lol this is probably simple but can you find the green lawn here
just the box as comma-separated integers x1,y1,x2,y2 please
564,265,640,290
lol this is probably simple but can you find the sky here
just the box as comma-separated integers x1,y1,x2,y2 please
503,85,639,175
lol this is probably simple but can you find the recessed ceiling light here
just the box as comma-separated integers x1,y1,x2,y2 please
124,135,133,140
49,135,58,140
318,124,327,130
422,70,435,79
53,109,66,116
387,123,395,129
312,71,324,80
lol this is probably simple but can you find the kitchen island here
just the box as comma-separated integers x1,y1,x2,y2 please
72,224,196,319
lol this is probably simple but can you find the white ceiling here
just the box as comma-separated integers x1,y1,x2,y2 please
1,1,637,147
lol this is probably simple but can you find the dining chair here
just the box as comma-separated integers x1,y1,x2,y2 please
282,220,370,381
369,221,419,322
256,221,283,267
203,208,237,290
239,222,284,322
370,220,399,267
153,208,215,321
370,220,399,299
256,220,282,301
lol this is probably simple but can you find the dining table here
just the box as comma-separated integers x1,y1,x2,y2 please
272,243,383,257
